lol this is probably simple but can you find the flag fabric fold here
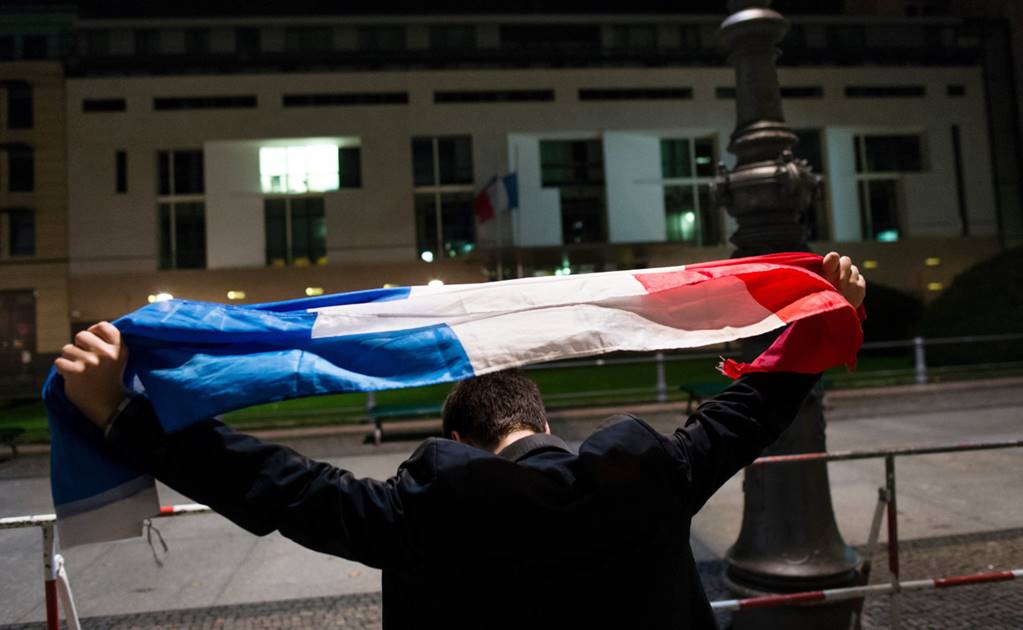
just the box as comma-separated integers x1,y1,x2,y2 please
473,173,517,223
43,252,863,547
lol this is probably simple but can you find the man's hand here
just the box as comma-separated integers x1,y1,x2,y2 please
54,322,129,429
822,251,866,309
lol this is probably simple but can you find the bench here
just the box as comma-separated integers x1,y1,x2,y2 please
367,403,442,445
0,428,25,458
678,382,728,413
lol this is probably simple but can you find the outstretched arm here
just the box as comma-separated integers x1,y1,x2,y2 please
54,323,416,569
667,251,866,513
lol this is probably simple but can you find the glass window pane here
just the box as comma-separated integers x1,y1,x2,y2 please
158,203,173,269
291,200,310,265
859,179,901,241
540,141,572,187
158,151,171,195
665,185,697,242
173,150,204,195
661,139,692,179
8,210,34,256
693,138,716,178
696,184,720,245
414,194,439,260
440,193,475,258
264,198,287,266
8,84,33,129
412,138,435,187
794,130,824,174
437,136,473,185
174,202,206,268
339,147,361,187
9,149,33,192
185,29,209,55
560,188,606,244
862,135,922,173
308,198,326,264
259,147,288,193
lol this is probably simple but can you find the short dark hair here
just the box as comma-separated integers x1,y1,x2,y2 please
442,369,548,450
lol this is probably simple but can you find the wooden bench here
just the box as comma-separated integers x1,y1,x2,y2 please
367,403,442,445
0,428,25,458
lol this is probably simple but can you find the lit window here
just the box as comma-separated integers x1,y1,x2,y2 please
260,145,340,194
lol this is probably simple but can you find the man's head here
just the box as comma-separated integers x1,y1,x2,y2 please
442,369,549,452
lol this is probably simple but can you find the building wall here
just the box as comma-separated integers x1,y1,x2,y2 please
63,63,1001,320
0,61,69,354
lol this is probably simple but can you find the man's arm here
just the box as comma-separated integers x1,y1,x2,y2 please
667,251,865,513
55,323,418,569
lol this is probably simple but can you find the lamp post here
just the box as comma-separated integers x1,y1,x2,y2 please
713,1,861,626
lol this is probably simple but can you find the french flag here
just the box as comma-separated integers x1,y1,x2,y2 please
473,173,518,223
42,252,862,547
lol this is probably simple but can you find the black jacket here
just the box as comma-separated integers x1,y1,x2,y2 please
106,372,819,629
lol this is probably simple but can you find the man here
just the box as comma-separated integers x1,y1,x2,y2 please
56,253,865,629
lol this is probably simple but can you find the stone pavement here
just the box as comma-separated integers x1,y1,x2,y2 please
2,527,1021,629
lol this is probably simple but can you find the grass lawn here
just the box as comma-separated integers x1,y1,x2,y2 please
4,351,1013,445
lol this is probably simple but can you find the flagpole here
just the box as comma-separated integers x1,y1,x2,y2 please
496,176,504,281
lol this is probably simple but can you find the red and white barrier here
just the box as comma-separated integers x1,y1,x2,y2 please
712,568,1023,612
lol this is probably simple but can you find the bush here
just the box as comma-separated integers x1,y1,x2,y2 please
861,283,923,342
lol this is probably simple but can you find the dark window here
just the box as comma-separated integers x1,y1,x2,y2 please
412,136,474,187
185,29,210,55
828,25,866,49
116,150,127,193
855,135,923,173
357,26,405,51
282,92,408,107
845,86,926,98
134,29,161,55
793,129,825,174
153,96,257,110
947,84,966,97
609,25,657,49
500,25,600,48
8,148,33,192
678,25,702,49
158,150,204,195
716,87,736,99
22,36,48,60
3,209,34,256
264,197,326,266
79,30,109,56
858,180,901,242
661,137,716,179
415,193,475,260
82,98,126,113
285,27,332,53
781,86,823,99
579,87,692,101
434,90,554,104
540,140,606,244
429,26,476,50
235,28,261,55
0,37,14,61
7,83,32,129
339,147,361,188
665,185,719,246
158,202,206,269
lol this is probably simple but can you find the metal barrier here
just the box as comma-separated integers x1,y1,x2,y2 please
2,439,1022,628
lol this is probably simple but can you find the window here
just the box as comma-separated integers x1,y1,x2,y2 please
947,85,966,97
236,28,261,55
793,130,829,241
412,136,476,261
660,137,721,246
185,29,210,55
153,96,257,110
434,90,554,104
260,145,340,194
429,26,476,50
339,147,361,188
82,98,126,113
609,25,657,50
265,197,326,266
578,88,692,101
854,134,924,242
282,92,408,107
540,140,607,244
845,86,926,98
116,150,127,193
7,83,32,129
0,209,33,257
134,29,161,55
678,25,702,49
500,25,600,48
157,149,206,269
285,27,332,53
0,37,14,61
22,36,48,60
7,147,33,192
78,30,109,56
357,27,405,51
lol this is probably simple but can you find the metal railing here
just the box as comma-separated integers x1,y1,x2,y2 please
2,438,1022,628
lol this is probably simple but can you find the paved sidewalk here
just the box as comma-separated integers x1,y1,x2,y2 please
3,527,1021,629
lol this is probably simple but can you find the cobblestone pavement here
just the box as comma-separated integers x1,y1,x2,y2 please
3,528,1021,629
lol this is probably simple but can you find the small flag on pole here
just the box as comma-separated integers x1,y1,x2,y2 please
473,173,518,223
